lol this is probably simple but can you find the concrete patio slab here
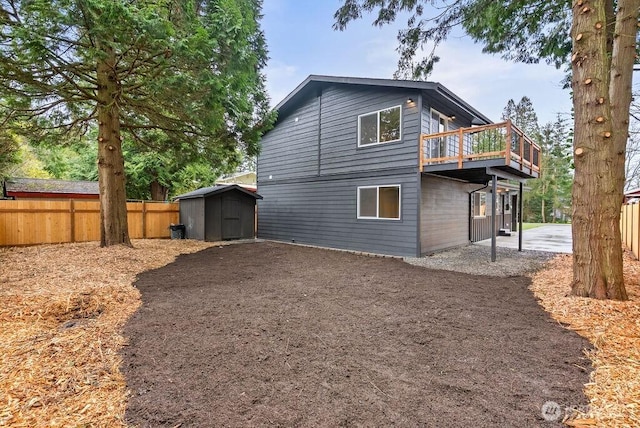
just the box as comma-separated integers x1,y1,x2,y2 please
476,224,572,253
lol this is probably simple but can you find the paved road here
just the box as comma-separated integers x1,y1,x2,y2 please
476,224,572,253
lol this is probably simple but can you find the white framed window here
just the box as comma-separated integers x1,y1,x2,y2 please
358,105,402,147
472,192,487,217
357,185,401,220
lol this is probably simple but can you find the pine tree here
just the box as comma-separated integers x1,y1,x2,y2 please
1,0,274,246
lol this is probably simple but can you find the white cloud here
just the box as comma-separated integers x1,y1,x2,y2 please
261,2,571,124
428,39,570,123
361,37,398,76
264,60,300,105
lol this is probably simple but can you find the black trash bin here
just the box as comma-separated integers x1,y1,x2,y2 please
169,224,185,239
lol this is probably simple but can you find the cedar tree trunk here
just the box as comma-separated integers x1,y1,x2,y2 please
97,46,131,247
150,179,169,201
570,0,638,299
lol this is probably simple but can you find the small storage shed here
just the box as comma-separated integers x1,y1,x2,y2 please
175,184,262,241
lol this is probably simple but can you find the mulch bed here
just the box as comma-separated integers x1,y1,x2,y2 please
0,239,214,427
122,242,591,427
531,253,640,427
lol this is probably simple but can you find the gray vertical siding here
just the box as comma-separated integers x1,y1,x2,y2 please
421,102,473,134
204,197,221,241
257,83,422,256
420,175,472,253
319,86,421,174
259,85,422,185
222,193,258,240
258,172,419,256
258,94,320,181
180,198,205,240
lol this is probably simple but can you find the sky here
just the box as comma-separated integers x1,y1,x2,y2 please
260,1,573,126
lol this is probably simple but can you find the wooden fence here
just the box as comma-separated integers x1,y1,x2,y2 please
621,203,640,259
0,199,179,246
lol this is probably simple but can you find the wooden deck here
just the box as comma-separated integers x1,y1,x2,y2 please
419,120,541,178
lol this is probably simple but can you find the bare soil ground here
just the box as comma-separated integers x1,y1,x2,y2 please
122,242,591,427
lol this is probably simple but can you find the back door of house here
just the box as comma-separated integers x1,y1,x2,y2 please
221,196,241,240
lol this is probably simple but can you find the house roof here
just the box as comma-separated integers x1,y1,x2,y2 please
4,177,99,195
173,184,262,201
625,187,640,196
274,75,493,125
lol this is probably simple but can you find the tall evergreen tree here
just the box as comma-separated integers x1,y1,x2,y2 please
335,0,639,300
501,96,540,137
0,0,274,246
501,98,572,223
524,116,574,223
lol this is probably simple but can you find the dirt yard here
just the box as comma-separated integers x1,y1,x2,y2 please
122,242,591,427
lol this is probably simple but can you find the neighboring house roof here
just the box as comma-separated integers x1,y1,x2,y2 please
3,177,99,198
216,171,256,186
624,187,640,203
216,171,257,192
174,184,262,201
625,187,640,197
273,75,493,125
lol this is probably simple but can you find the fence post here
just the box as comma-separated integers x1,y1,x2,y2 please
631,204,640,259
69,200,76,243
419,135,424,172
519,135,524,171
622,206,626,248
631,204,635,256
458,127,464,168
505,122,512,166
142,200,147,239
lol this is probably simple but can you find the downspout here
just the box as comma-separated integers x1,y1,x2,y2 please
416,92,423,257
468,183,489,242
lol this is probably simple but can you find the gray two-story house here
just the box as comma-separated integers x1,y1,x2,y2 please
257,75,540,257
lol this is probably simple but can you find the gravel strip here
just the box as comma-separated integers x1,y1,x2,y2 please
404,244,557,277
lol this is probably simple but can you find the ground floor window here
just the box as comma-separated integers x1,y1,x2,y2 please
472,192,487,217
357,185,401,220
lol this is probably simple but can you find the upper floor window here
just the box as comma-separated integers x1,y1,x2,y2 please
357,185,401,220
358,105,402,147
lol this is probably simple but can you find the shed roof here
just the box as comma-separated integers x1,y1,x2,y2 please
273,75,493,125
4,177,99,195
174,184,262,201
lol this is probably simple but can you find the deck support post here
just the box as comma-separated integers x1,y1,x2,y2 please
518,181,524,251
491,175,497,262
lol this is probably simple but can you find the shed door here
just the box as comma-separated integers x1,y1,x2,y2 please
221,196,241,240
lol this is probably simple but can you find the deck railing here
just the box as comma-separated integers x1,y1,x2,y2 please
419,120,541,175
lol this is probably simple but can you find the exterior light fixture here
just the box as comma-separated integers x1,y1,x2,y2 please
407,98,414,104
